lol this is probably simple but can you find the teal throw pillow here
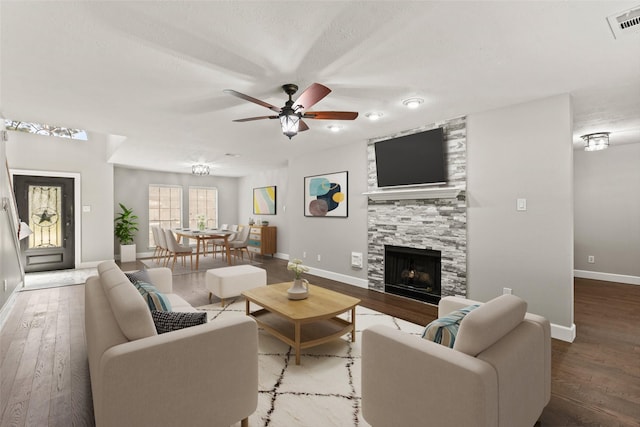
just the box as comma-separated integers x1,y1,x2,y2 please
422,304,479,348
133,280,172,312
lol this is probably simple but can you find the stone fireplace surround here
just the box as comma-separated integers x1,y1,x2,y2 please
367,116,467,301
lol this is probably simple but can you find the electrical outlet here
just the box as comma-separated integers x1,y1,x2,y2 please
317,254,321,262
503,287,512,295
303,251,307,258
588,255,595,264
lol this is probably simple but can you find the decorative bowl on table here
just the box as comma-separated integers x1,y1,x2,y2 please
261,221,269,226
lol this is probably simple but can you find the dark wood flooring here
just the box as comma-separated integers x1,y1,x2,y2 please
1,256,638,426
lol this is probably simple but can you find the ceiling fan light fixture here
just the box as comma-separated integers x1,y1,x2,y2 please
280,113,300,139
192,164,210,176
402,97,424,109
581,132,610,151
365,112,383,121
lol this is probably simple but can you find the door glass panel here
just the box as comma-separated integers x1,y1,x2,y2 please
28,185,62,249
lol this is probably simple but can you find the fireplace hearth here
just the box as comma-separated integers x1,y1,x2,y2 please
384,245,441,304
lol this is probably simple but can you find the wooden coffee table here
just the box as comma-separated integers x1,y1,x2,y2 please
242,282,361,365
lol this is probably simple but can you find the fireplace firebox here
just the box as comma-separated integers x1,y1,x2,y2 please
384,245,441,304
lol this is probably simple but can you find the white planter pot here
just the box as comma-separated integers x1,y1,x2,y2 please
120,244,137,263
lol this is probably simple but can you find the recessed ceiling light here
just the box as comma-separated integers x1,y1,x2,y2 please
402,98,424,109
365,112,383,121
327,124,342,132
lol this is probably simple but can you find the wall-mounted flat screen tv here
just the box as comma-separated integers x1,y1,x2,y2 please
374,127,447,188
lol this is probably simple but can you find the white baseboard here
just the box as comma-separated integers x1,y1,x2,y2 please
0,285,20,332
574,270,640,286
306,266,369,289
550,322,576,343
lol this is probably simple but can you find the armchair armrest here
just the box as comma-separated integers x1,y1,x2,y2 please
97,316,258,427
145,267,173,293
362,325,498,427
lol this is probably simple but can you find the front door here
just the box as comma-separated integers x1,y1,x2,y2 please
13,175,75,272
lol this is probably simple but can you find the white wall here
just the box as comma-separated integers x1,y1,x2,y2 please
114,167,240,254
467,94,575,337
1,126,24,317
6,131,114,266
574,142,640,283
238,167,290,257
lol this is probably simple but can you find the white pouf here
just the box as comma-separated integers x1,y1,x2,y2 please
205,265,267,306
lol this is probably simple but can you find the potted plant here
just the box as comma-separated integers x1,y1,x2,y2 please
114,203,138,262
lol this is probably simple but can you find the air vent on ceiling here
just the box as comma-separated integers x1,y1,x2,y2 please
607,5,640,39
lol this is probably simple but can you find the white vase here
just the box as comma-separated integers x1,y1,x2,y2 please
287,278,309,300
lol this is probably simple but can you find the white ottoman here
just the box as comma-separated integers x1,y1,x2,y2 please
206,265,267,306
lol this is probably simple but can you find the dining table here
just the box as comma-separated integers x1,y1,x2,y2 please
172,228,237,269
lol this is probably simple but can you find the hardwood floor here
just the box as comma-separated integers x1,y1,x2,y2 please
1,257,638,426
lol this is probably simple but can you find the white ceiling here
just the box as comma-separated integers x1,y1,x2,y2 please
2,1,639,177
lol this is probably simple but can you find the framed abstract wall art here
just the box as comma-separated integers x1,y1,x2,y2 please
253,186,277,215
304,171,348,217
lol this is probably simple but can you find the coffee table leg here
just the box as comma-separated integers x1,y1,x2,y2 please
295,321,301,365
351,307,356,342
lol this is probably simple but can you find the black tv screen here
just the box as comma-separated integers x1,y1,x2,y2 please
374,127,447,188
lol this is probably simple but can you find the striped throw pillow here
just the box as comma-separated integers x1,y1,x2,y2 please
133,280,172,312
421,304,479,348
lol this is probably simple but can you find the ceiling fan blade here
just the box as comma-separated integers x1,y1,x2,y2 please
232,115,278,122
223,89,281,113
293,83,331,110
303,111,359,120
298,120,310,132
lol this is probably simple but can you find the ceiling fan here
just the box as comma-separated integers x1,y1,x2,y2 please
223,83,358,139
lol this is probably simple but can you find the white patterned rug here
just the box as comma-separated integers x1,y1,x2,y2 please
197,299,425,427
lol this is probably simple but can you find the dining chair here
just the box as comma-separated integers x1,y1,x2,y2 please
163,228,193,271
227,225,251,263
154,226,170,266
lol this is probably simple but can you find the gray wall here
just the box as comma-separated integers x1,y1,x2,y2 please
238,167,290,257
285,140,370,286
6,130,114,266
114,167,240,254
467,94,575,332
574,142,640,279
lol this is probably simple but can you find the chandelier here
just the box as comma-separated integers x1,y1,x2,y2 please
581,132,610,152
191,164,210,175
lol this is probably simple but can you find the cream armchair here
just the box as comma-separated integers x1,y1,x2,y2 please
362,294,551,427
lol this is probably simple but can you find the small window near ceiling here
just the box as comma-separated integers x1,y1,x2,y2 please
4,119,88,141
149,185,182,247
188,187,218,230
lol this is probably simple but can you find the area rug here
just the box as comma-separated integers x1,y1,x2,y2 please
197,299,425,427
141,254,261,275
23,267,98,290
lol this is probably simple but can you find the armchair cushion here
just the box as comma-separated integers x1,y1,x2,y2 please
125,269,153,285
151,311,208,334
421,304,479,347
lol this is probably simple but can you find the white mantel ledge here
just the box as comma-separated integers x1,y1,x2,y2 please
363,186,462,201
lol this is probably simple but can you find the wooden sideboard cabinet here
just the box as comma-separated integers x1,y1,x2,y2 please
247,225,277,257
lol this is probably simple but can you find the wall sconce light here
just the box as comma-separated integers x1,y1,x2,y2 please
581,132,610,152
192,164,210,175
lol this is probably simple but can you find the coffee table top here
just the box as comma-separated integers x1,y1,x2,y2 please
242,282,360,321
